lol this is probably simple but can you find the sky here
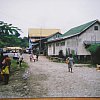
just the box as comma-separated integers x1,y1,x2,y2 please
0,0,100,37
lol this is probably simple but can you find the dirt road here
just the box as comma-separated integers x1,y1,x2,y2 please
23,54,100,97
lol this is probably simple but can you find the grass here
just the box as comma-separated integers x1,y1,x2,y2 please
87,64,96,68
10,58,28,74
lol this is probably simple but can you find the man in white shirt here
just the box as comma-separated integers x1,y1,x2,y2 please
13,52,19,60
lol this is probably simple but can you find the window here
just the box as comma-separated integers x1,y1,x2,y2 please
94,26,98,30
56,42,59,46
61,41,65,46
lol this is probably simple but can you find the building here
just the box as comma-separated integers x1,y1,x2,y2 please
47,19,100,60
5,47,22,52
28,28,61,50
32,32,62,55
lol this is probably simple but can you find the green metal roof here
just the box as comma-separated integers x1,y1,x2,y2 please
62,20,97,37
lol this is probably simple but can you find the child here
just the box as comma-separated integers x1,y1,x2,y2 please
33,54,36,62
19,53,23,67
30,53,33,62
66,54,74,73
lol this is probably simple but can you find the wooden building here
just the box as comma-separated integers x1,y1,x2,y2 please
47,19,100,60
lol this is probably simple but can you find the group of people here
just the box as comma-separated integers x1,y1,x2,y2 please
30,53,38,62
0,52,11,85
0,51,74,85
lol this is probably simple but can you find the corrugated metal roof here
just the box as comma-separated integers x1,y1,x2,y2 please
62,20,97,37
28,28,61,37
46,19,100,43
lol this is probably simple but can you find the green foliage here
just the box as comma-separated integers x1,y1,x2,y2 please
87,44,100,64
20,37,29,48
87,44,100,54
11,58,28,73
71,50,75,56
0,21,21,36
0,21,28,48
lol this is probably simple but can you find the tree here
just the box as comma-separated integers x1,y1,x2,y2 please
0,21,21,37
0,21,22,48
0,21,29,48
20,37,29,48
87,44,100,64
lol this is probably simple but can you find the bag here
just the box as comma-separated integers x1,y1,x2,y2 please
2,66,9,74
66,59,69,64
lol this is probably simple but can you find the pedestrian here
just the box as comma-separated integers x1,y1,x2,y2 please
66,54,74,73
13,52,19,60
5,55,11,72
18,53,23,67
36,53,39,61
1,55,10,85
0,52,5,81
30,53,33,62
33,54,36,62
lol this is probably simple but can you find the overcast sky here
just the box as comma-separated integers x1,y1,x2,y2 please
0,0,100,37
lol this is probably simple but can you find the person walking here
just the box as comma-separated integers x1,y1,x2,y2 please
0,52,5,81
13,52,19,60
33,54,36,62
30,53,33,62
36,53,39,61
18,53,23,67
66,54,74,73
1,55,10,85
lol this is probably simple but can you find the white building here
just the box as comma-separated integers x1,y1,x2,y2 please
47,20,100,59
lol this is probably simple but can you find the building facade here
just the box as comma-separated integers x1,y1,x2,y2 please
28,28,61,49
47,20,100,58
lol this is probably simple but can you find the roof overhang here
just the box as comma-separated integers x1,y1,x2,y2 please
83,41,100,45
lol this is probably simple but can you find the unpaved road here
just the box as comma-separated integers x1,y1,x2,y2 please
23,54,100,97
0,54,100,98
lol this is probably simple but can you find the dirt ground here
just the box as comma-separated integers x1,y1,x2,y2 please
0,54,100,98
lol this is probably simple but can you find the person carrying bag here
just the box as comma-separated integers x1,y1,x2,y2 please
1,55,10,85
66,54,74,73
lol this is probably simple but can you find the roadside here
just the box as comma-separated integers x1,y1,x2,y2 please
0,57,30,98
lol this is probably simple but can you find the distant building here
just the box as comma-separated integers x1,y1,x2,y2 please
6,47,22,52
46,19,100,60
33,32,62,55
28,28,61,49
